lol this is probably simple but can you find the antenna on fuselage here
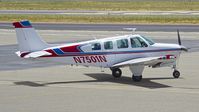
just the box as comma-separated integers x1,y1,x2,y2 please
90,34,97,40
123,28,137,35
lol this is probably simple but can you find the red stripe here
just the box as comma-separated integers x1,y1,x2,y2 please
42,49,58,57
60,45,80,52
13,22,23,28
40,49,179,58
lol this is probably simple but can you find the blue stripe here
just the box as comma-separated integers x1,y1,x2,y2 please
52,48,181,56
53,48,64,55
20,21,32,27
77,44,84,52
83,48,180,55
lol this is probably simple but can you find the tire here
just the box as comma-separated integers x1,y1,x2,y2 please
173,70,180,78
111,68,122,78
132,75,142,82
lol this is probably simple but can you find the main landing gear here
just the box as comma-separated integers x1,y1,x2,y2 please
130,65,144,82
111,68,122,78
132,75,142,82
110,65,144,82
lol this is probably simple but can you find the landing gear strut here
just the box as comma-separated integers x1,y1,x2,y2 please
129,65,144,82
111,68,122,78
172,64,180,78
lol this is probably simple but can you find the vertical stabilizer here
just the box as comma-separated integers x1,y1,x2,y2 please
13,20,48,52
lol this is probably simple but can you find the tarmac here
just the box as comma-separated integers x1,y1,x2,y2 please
1,22,199,32
0,29,199,112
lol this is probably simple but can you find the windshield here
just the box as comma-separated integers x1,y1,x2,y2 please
141,36,155,45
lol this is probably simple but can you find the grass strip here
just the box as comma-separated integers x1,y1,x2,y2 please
0,14,199,24
0,1,199,11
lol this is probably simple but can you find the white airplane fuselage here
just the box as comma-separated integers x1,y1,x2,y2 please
40,35,181,68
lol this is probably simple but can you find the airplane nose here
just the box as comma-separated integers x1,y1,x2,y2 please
180,45,188,52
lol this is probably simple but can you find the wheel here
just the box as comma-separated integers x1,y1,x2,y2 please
173,70,180,78
111,68,122,78
132,75,142,82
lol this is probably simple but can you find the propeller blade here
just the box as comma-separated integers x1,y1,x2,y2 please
177,29,182,45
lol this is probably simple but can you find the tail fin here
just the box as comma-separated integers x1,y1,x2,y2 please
13,20,48,52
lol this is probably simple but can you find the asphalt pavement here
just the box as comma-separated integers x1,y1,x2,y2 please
0,28,199,112
1,22,199,32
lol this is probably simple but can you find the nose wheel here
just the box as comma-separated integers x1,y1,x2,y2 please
111,68,122,78
173,70,180,78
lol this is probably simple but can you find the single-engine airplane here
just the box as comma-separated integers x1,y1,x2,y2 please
13,20,188,82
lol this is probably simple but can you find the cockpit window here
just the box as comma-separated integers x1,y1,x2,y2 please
141,36,155,45
131,37,147,48
131,38,142,48
137,37,148,47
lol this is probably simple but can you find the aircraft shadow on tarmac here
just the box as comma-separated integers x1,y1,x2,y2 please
14,73,175,89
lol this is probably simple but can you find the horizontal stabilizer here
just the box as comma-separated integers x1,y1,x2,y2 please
16,51,51,58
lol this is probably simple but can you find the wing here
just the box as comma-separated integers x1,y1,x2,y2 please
112,55,176,68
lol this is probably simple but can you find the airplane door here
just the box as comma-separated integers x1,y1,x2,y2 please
102,40,116,67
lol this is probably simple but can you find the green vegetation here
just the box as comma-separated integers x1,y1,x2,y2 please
0,1,198,24
1,14,199,24
0,1,198,11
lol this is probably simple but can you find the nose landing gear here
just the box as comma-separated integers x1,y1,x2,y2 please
172,64,180,78
173,70,180,78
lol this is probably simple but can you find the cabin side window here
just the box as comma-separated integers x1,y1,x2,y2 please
104,41,113,50
117,39,129,48
91,43,101,50
130,37,142,48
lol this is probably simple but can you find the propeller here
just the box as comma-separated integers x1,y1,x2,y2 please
176,29,188,70
176,29,182,70
177,29,181,45
177,29,188,52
